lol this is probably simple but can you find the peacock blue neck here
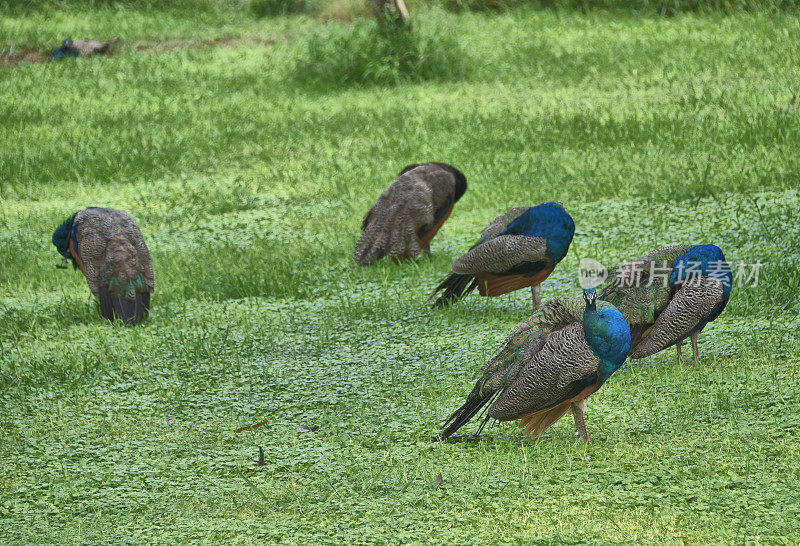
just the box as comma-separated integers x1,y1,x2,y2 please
52,214,76,258
583,289,632,383
501,201,575,264
670,244,732,299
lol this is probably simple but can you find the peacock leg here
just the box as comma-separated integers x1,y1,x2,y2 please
531,285,541,310
676,342,683,364
691,333,699,366
422,245,432,258
572,399,589,444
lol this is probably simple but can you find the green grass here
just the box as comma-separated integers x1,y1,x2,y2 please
1,3,800,543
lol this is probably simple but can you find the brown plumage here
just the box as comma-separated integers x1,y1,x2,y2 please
53,207,154,326
354,162,467,266
65,38,120,57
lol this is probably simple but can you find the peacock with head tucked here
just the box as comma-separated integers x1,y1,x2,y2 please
598,244,732,365
52,207,154,326
430,201,574,309
50,37,120,59
354,162,467,266
438,288,631,444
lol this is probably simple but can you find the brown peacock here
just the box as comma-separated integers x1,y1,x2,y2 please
430,201,575,309
599,244,732,365
52,207,154,326
438,288,631,443
354,162,467,266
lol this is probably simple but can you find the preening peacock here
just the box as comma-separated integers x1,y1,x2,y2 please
599,244,732,365
430,201,574,309
354,162,467,266
51,37,120,59
438,288,631,443
52,207,154,326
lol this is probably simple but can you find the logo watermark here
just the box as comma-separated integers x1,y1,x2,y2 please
578,258,608,289
577,258,762,288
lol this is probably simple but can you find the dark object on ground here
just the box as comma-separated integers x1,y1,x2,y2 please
51,37,120,60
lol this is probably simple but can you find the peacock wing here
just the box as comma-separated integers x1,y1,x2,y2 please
75,208,153,297
488,321,601,422
476,296,579,378
354,172,439,265
73,209,111,298
120,213,154,293
70,39,109,56
451,234,548,275
408,164,457,208
411,164,459,240
439,297,578,438
630,276,725,358
474,207,531,246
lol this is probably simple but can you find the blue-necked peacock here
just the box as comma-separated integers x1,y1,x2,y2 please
430,201,575,309
599,244,732,365
52,207,154,325
439,288,631,443
354,162,467,266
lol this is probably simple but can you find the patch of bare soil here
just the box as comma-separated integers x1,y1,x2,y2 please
1,36,273,67
0,49,49,66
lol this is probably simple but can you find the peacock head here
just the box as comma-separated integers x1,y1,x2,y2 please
450,166,467,203
52,214,76,261
62,37,72,47
583,287,597,310
582,289,632,374
425,163,467,203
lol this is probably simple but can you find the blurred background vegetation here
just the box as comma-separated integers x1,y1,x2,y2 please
2,0,798,19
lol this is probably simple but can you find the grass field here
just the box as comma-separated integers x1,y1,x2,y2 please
1,1,800,542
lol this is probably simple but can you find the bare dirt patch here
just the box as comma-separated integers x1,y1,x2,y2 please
1,36,273,67
0,49,49,66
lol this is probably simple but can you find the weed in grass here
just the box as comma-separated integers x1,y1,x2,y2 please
294,18,469,88
249,0,306,18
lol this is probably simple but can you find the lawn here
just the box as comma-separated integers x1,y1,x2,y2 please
1,1,799,542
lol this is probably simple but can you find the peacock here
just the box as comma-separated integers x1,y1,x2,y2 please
438,288,631,443
430,201,574,309
599,244,732,365
52,207,154,326
354,162,467,266
51,37,120,59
